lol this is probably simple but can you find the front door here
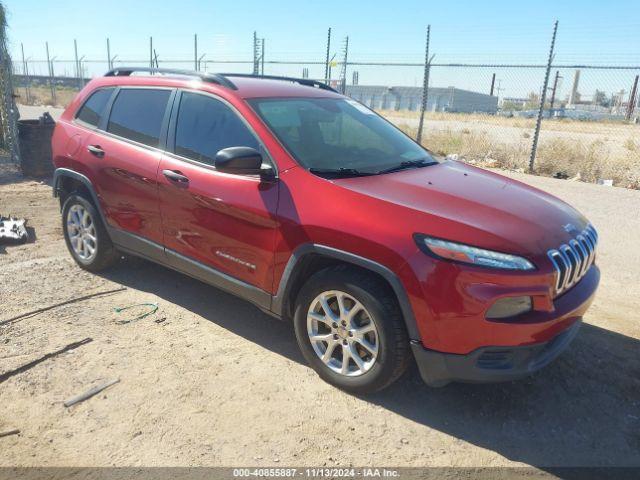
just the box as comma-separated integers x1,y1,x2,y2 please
158,91,279,292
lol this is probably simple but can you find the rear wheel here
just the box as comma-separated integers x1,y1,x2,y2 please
293,266,411,394
62,194,118,271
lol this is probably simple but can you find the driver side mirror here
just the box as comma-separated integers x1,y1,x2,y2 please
215,147,269,176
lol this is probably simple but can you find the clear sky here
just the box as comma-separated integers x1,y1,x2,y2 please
4,0,640,99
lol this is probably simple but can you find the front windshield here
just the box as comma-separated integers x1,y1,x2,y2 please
249,97,437,174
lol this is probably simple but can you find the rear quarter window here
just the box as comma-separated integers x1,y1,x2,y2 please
75,88,114,127
107,88,172,147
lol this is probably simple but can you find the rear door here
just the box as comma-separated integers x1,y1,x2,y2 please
158,90,279,292
88,87,174,250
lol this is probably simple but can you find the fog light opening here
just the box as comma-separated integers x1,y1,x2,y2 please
486,296,533,320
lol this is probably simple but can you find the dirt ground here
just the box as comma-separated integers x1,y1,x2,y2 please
1,163,639,471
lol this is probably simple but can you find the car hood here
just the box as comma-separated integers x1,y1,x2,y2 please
333,161,589,255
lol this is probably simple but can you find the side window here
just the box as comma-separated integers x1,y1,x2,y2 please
75,88,114,127
107,89,171,147
175,92,259,166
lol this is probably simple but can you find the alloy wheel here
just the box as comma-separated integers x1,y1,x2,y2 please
306,290,379,376
66,204,98,262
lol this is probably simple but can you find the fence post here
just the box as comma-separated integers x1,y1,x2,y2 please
74,39,79,88
107,38,111,70
21,43,30,104
49,56,57,105
194,34,198,71
45,41,56,105
324,27,331,83
416,25,431,144
529,20,558,172
626,75,638,121
252,31,259,74
339,36,349,94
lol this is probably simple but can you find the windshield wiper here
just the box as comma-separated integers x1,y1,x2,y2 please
377,159,438,175
309,167,375,178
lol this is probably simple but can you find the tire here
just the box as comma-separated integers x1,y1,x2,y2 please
62,193,118,272
293,265,411,394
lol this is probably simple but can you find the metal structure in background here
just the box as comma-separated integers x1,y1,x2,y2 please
252,31,262,75
416,25,431,145
324,27,331,83
9,26,640,174
0,4,19,163
529,20,558,172
339,36,349,94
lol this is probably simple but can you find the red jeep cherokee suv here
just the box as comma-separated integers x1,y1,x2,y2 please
52,68,600,393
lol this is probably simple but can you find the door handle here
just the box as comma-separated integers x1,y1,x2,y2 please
87,145,105,158
162,169,189,184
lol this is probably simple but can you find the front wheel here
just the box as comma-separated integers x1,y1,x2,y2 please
293,266,411,394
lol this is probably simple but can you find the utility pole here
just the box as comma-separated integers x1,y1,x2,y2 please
261,38,265,75
324,27,332,83
417,25,432,144
626,75,639,121
149,37,153,69
490,73,496,96
529,20,558,173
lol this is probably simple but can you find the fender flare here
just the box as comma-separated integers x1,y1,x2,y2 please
271,244,420,341
52,168,112,230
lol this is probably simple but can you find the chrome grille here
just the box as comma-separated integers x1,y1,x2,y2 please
547,224,598,295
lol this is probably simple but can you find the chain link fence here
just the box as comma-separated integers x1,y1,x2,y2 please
0,4,19,164
9,25,640,186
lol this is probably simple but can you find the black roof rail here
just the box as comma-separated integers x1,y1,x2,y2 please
219,73,338,93
104,67,238,90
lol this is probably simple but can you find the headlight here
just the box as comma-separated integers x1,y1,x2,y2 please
415,235,535,270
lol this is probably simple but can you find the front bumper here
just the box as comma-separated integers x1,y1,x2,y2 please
410,263,599,386
412,318,581,386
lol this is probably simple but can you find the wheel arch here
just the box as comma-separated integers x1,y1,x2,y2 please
272,244,420,341
53,168,106,220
